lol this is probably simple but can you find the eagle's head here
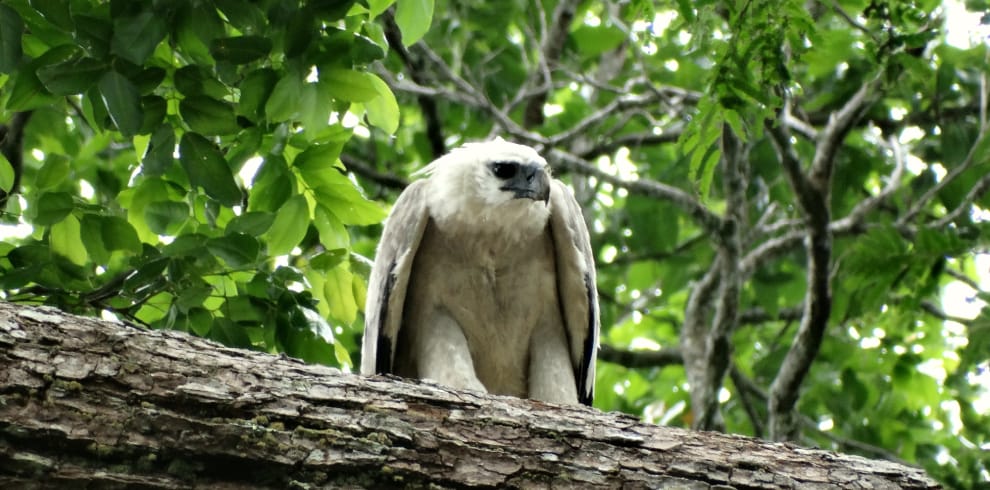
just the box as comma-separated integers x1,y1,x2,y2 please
419,139,552,239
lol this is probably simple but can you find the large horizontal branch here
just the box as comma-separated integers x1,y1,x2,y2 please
0,302,941,488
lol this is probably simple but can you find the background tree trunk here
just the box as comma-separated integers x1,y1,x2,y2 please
0,302,940,489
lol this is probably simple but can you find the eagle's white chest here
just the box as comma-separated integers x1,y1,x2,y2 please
398,212,561,397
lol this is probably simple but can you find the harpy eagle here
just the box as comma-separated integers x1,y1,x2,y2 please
361,139,599,405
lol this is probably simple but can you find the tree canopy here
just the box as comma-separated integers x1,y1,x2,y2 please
0,0,987,487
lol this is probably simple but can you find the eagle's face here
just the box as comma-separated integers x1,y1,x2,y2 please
421,140,553,238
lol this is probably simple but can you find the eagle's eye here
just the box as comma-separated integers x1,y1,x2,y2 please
490,161,519,180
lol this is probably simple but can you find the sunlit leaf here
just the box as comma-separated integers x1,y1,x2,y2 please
323,263,357,324
0,154,15,193
364,73,399,134
265,194,309,256
32,192,74,225
50,215,88,265
394,0,433,47
320,68,379,102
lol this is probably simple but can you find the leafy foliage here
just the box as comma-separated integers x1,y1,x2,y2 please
1,0,989,487
0,0,398,366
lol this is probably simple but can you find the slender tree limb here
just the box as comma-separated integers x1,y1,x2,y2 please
0,111,33,209
521,0,577,128
930,172,990,229
919,299,976,325
811,75,882,188
340,154,409,191
598,344,684,369
578,128,683,160
830,135,907,232
828,0,876,39
547,92,666,147
550,149,725,239
729,366,766,438
382,13,446,158
695,126,747,430
739,306,805,325
945,267,981,292
899,128,988,227
599,234,706,267
680,255,723,431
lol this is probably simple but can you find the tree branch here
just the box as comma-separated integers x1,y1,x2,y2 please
764,74,881,441
0,302,940,488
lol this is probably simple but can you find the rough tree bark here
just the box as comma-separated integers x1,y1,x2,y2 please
0,302,939,489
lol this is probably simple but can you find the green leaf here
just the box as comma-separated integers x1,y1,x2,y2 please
29,0,72,30
265,73,303,121
265,194,310,256
237,68,278,120
178,132,243,206
139,95,168,135
333,339,353,369
210,35,272,64
572,24,626,57
394,0,434,47
140,125,175,176
173,65,229,98
364,73,399,134
314,204,349,250
98,71,143,137
299,82,332,138
320,69,380,102
32,191,74,225
293,142,345,173
72,14,112,59
50,215,88,265
111,10,168,65
207,233,260,267
36,56,107,95
283,8,315,58
145,200,190,234
226,211,274,236
35,154,71,190
122,257,168,294
174,4,220,64
324,264,357,324
303,169,385,226
100,216,141,253
79,214,109,264
248,155,293,212
6,64,56,111
180,95,240,135
0,4,24,73
0,153,15,193
213,0,267,32
368,0,396,18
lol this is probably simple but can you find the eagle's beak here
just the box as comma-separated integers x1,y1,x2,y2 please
502,164,550,204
